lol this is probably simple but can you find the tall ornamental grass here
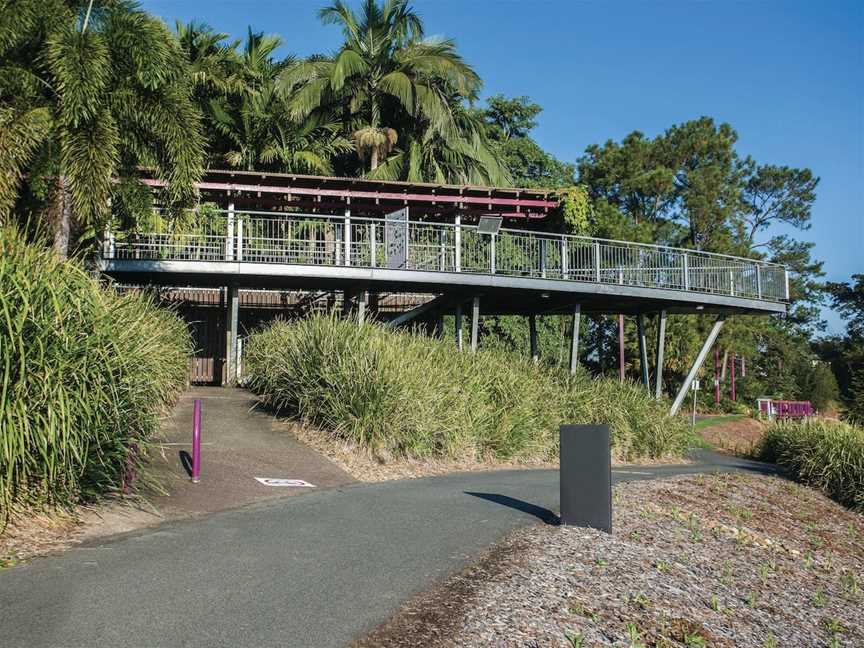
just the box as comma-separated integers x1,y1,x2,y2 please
0,228,191,519
245,315,692,463
757,419,864,510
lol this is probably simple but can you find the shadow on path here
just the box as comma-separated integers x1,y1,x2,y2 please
464,492,559,525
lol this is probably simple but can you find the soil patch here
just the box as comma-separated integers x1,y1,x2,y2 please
698,416,767,455
355,473,864,647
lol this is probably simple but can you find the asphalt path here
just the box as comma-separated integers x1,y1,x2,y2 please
0,451,775,648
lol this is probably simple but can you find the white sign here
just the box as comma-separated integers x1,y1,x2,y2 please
691,380,700,391
254,478,316,488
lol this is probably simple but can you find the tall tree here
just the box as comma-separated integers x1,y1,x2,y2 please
819,275,864,420
0,0,205,257
738,161,819,246
281,0,483,175
481,95,575,188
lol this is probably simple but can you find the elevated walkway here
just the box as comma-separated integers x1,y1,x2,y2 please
100,209,787,317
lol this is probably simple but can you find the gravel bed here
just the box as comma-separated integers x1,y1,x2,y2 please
355,473,864,647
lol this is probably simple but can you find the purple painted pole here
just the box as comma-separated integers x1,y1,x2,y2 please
191,398,202,483
730,354,737,402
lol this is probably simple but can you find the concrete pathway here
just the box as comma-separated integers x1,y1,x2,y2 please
146,387,355,517
0,446,775,648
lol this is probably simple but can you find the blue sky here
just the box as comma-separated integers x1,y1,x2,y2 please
142,0,862,333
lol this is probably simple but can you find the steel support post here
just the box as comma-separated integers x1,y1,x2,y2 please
637,313,649,389
669,315,726,416
529,314,539,363
569,304,581,375
357,291,367,326
654,310,667,399
455,303,464,352
470,296,480,353
225,284,239,385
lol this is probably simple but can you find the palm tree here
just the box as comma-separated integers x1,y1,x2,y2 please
370,98,510,185
280,0,482,174
207,29,352,174
0,0,204,258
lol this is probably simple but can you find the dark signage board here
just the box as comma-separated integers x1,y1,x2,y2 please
559,424,612,533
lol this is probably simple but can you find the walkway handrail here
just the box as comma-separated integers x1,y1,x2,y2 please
102,208,789,304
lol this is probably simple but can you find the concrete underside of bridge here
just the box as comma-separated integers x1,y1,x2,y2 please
101,259,785,317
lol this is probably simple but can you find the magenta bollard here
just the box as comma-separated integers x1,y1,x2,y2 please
191,399,202,483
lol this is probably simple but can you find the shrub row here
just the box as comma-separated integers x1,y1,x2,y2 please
245,315,693,463
756,419,864,510
0,228,191,519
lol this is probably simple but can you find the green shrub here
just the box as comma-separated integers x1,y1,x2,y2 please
245,315,692,463
756,419,864,510
0,228,191,519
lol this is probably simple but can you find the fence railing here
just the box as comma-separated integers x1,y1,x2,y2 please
102,209,789,303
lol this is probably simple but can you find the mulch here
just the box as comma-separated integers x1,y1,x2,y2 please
353,473,864,647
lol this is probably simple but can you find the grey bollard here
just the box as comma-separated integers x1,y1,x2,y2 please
559,425,612,532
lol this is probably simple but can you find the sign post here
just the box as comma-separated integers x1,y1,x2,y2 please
559,425,612,532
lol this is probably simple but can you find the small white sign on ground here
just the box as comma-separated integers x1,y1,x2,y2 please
254,477,316,488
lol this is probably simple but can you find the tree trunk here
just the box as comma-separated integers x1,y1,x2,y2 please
720,348,729,381
47,176,73,259
370,146,379,172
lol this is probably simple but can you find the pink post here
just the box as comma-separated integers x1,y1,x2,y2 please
191,398,202,483
729,354,737,402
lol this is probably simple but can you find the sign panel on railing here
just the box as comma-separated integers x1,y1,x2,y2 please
385,208,409,269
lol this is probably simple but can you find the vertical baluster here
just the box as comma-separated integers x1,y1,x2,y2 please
236,217,243,262
438,227,445,271
344,209,351,267
594,242,601,282
455,215,462,272
561,238,569,279
756,265,762,299
226,203,235,261
540,238,547,278
683,253,690,291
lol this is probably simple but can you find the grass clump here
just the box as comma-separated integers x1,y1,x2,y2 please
756,419,864,510
245,315,692,463
0,228,191,521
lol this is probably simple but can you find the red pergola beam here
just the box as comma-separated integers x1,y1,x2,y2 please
140,178,557,212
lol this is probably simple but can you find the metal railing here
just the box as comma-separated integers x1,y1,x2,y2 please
102,209,789,303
